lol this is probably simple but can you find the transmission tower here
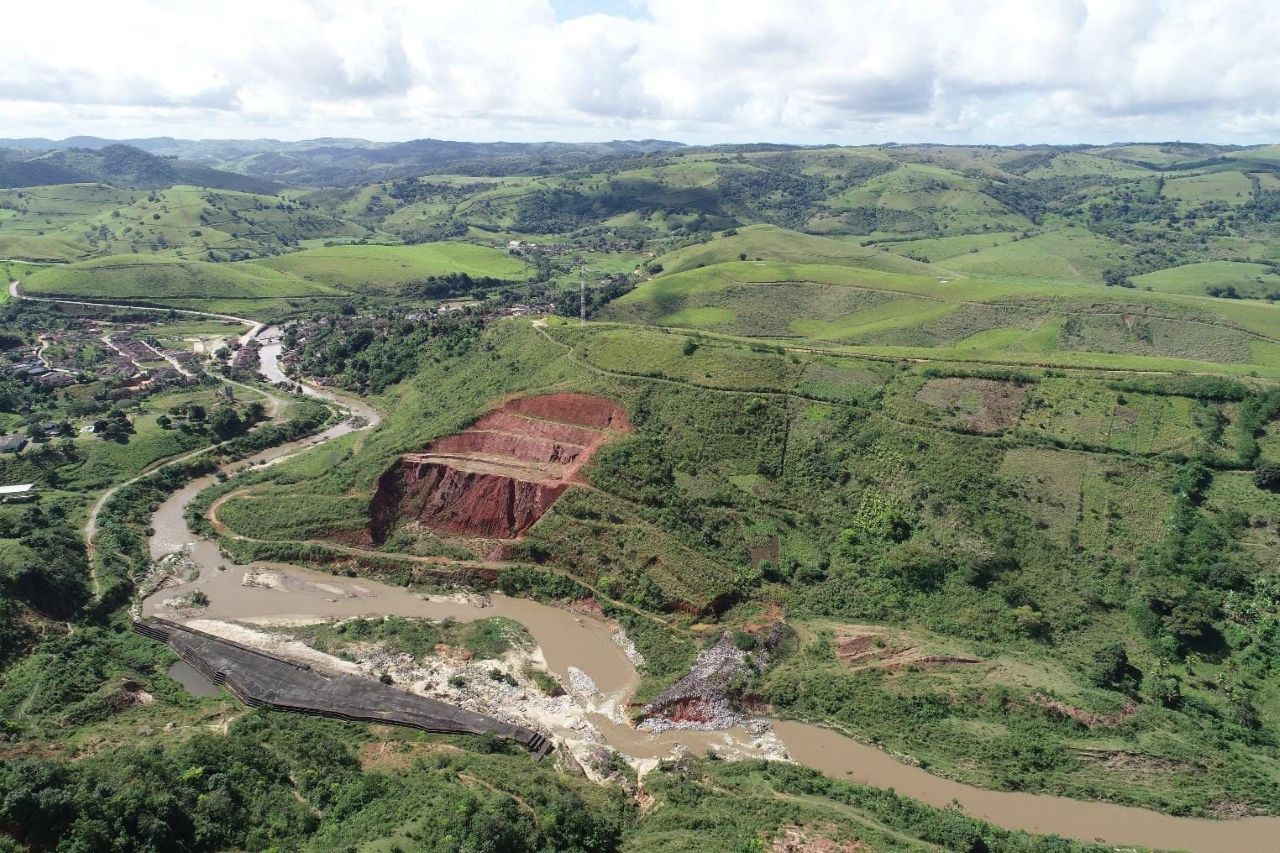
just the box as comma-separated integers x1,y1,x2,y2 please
579,266,587,325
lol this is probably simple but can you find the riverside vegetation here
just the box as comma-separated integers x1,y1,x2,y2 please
4,138,1280,850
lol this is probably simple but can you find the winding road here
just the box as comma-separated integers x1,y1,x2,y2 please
9,281,263,346
7,280,342,598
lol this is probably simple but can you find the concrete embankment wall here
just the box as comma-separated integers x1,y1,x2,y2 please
135,617,553,758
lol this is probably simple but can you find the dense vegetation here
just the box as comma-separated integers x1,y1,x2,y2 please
6,138,1280,850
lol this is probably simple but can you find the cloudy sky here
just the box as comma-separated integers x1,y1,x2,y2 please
6,0,1280,145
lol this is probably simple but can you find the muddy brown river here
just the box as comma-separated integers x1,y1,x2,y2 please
138,328,1280,852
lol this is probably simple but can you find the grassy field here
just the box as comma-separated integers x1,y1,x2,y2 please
1133,260,1280,298
880,230,1022,262
251,242,528,291
0,184,367,263
65,387,274,491
603,258,1280,374
654,224,939,276
1013,377,1232,456
216,491,371,540
23,254,341,302
1161,170,1255,209
1023,152,1156,179
936,227,1133,285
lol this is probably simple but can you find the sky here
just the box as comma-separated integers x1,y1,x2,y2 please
5,0,1280,146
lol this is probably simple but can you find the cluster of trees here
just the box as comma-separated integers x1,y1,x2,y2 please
0,507,89,625
92,409,135,442
401,272,513,300
717,163,829,228
158,400,265,441
0,713,626,852
289,312,483,394
385,178,495,204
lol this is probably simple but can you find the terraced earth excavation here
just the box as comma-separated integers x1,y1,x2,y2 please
371,393,630,541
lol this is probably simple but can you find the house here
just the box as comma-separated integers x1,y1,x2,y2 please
37,371,76,389
0,434,28,454
0,483,35,504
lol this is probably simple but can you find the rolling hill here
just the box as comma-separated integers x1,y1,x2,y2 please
251,242,528,291
22,254,340,301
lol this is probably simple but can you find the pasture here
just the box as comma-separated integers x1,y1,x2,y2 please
23,254,341,302
251,242,529,291
1133,260,1280,298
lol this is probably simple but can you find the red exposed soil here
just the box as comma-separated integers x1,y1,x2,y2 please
501,392,631,430
1030,693,1139,728
371,393,629,542
834,627,983,673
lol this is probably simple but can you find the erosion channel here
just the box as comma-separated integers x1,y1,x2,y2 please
136,325,1279,853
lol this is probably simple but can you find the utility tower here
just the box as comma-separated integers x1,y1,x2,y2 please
579,266,587,325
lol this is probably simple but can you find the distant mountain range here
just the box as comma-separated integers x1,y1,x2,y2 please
0,144,283,193
0,137,685,188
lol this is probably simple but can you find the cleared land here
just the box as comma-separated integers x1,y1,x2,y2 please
23,254,340,301
1133,261,1280,298
251,242,528,291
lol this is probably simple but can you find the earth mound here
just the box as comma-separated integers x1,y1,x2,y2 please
371,393,629,541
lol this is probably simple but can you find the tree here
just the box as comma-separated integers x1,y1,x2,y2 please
210,407,242,440
1254,461,1280,491
188,404,206,422
156,414,172,430
1087,643,1141,693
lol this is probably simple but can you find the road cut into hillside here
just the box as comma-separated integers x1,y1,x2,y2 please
370,393,630,542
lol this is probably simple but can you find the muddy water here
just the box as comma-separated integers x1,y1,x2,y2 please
142,554,1280,851
777,721,1280,851
166,661,219,697
140,328,1280,852
144,558,759,760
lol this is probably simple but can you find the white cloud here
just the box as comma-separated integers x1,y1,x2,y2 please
2,0,1278,143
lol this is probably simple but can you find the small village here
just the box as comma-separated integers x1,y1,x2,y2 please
0,312,257,503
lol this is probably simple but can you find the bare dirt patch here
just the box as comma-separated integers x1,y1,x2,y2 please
833,626,983,673
1029,692,1138,728
369,393,630,541
914,378,1030,433
359,737,461,771
748,536,780,569
772,824,868,853
1077,748,1200,780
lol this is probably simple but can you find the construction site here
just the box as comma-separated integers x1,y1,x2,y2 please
370,393,630,542
135,617,554,758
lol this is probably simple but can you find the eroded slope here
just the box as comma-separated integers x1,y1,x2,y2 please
371,393,630,541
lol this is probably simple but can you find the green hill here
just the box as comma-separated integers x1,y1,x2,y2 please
605,258,1280,374
1134,260,1280,298
251,242,528,291
937,227,1135,284
23,254,340,301
654,224,941,276
0,183,368,263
